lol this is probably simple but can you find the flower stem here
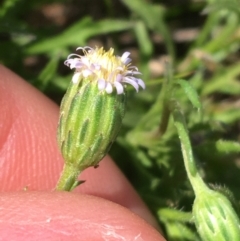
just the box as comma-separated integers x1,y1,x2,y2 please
170,100,207,195
56,164,81,191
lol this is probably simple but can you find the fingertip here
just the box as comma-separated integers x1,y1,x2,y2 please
0,65,63,191
0,192,165,241
77,156,160,230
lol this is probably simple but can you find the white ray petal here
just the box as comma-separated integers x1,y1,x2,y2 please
64,60,70,66
116,74,123,82
65,59,81,69
82,69,92,77
98,79,106,90
81,57,90,66
105,82,113,93
121,52,130,62
123,77,139,92
126,71,142,75
137,78,145,89
76,46,92,51
72,72,81,83
114,81,124,94
67,53,81,59
124,58,132,65
128,66,138,71
116,66,124,71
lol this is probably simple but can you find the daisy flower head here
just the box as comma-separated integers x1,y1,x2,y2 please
64,46,145,95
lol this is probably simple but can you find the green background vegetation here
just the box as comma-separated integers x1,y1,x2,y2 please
1,0,240,240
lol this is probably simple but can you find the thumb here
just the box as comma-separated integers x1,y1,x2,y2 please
0,192,165,241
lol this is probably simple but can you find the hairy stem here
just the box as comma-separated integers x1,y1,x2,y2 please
171,100,207,195
56,164,80,191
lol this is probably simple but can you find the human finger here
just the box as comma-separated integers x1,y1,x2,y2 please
0,191,165,241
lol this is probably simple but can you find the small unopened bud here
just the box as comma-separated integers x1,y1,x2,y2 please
58,76,126,170
193,188,240,241
56,46,145,191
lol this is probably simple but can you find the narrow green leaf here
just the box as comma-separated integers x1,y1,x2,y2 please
26,18,133,54
216,140,240,154
164,221,200,241
213,108,240,124
38,56,59,90
195,140,240,161
202,63,240,95
134,21,153,58
176,79,201,110
158,208,192,223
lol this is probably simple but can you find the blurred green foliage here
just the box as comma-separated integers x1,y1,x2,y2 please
1,0,240,240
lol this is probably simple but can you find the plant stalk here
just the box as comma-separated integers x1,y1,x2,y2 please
56,164,80,191
171,100,208,195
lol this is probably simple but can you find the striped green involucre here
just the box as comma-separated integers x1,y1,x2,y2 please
193,189,240,241
58,76,126,171
56,46,145,191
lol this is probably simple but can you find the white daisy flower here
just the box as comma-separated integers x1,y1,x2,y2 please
64,46,145,94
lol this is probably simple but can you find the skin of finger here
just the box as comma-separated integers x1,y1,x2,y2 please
0,65,159,229
0,192,166,241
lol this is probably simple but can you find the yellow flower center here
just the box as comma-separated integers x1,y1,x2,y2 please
84,47,128,83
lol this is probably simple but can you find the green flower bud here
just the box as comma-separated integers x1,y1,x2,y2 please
56,46,145,191
58,77,126,170
193,189,240,241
